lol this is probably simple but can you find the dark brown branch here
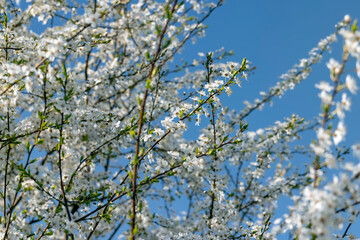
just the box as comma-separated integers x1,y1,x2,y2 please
58,113,72,222
129,0,178,237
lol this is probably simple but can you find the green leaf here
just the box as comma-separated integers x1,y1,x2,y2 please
26,141,31,152
54,143,60,151
163,39,171,49
130,130,136,139
351,19,358,33
81,135,89,142
146,78,152,90
221,135,229,143
137,96,142,106
240,57,247,71
232,139,242,144
39,64,47,74
207,149,216,155
55,76,63,85
53,105,61,114
41,121,48,130
18,84,25,91
132,225,138,235
38,111,43,120
195,147,199,154
167,171,176,176
155,25,162,35
145,52,151,61
55,205,63,214
16,183,22,192
240,123,248,132
139,147,145,157
151,178,159,183
151,67,159,78
66,185,72,193
36,139,44,145
165,4,172,19
2,12,8,27
62,63,68,79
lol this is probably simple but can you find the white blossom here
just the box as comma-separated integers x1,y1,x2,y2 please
345,74,358,94
333,121,346,145
352,144,360,159
1,4,360,240
326,58,341,75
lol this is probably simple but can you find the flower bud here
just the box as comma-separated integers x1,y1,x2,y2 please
344,14,351,24
334,67,341,75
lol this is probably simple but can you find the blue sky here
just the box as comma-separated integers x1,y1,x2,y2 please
181,1,360,238
185,0,360,131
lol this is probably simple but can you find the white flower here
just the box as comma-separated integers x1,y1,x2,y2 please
324,153,337,168
247,131,256,140
169,151,180,158
339,29,360,59
45,44,59,61
341,93,351,111
143,134,152,142
315,81,335,104
344,14,351,24
317,128,332,149
299,58,308,68
204,80,223,92
335,102,345,120
326,58,341,75
225,86,232,96
161,117,175,129
256,128,264,135
315,81,333,92
310,143,325,156
195,113,201,126
221,69,231,78
235,77,242,87
227,61,240,70
333,121,346,145
153,128,164,136
346,74,358,94
352,144,360,159
319,91,332,104
24,76,32,93
84,12,100,27
183,156,205,171
242,72,248,80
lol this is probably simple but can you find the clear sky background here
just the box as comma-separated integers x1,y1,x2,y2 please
184,0,360,132
180,1,360,238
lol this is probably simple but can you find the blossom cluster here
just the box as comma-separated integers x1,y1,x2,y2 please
0,1,360,240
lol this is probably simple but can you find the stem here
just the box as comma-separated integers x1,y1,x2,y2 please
207,61,218,227
129,1,178,239
36,223,50,240
58,112,72,221
313,45,349,187
75,164,181,223
3,70,50,239
3,146,11,235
